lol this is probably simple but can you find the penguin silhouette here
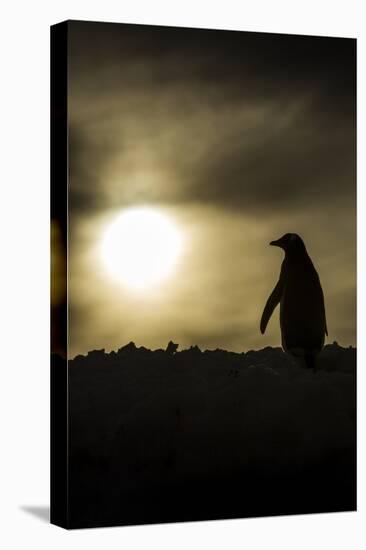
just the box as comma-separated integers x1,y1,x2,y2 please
260,233,327,371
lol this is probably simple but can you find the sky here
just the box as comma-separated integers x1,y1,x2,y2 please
67,21,356,357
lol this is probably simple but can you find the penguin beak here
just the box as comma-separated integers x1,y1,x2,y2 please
270,239,282,247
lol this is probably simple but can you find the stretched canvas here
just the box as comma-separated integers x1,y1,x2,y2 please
51,20,357,529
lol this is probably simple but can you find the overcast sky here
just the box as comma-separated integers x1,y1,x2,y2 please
67,21,356,357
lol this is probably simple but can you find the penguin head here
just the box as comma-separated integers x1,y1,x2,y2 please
270,233,306,254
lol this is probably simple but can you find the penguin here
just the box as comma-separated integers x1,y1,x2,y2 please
260,233,327,372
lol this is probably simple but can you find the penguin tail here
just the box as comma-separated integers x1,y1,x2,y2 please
305,353,317,374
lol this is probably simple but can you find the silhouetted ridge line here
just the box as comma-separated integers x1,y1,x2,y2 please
69,341,355,374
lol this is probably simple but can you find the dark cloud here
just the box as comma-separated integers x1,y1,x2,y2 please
68,21,355,217
168,101,355,213
68,21,355,104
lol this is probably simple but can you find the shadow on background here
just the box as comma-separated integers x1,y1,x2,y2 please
20,506,49,523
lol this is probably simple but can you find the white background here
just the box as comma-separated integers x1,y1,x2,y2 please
0,0,364,548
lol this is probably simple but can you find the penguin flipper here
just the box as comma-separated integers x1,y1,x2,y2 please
260,278,283,334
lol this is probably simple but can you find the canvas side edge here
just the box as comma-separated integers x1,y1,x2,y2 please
50,21,69,529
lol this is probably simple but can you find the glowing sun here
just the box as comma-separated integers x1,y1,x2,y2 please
100,207,184,290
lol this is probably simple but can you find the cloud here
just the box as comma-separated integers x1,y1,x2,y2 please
66,21,356,355
68,21,356,216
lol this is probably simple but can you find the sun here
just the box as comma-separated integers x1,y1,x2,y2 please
100,207,184,291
